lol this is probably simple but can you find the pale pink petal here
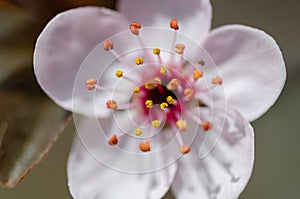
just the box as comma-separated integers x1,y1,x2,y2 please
34,7,129,116
118,0,212,41
201,24,286,121
172,106,254,199
68,117,177,199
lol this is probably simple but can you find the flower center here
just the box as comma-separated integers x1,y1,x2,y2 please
85,19,222,155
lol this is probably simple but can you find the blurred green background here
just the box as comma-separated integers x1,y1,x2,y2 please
0,0,299,198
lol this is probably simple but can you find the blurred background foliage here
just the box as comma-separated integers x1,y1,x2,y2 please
0,0,299,198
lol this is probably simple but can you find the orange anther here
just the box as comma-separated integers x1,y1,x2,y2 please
193,70,203,80
103,40,114,51
179,145,191,154
130,22,142,35
176,120,188,131
167,79,179,90
85,78,97,90
108,134,118,146
175,43,185,54
106,100,118,110
200,121,211,131
184,88,194,100
170,18,179,30
139,140,150,152
212,76,223,85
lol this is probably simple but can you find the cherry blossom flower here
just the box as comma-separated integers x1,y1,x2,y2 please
33,0,286,198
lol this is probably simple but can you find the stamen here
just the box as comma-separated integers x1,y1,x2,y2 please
170,19,179,53
166,96,175,105
186,112,212,132
172,124,191,154
135,57,144,65
132,87,140,94
145,79,158,90
160,102,169,110
135,128,142,136
175,43,185,70
184,88,194,100
175,43,185,54
195,85,217,93
130,22,153,63
154,77,161,84
153,48,161,55
130,22,141,35
167,79,179,90
153,77,165,95
104,40,132,67
103,40,114,51
153,48,163,65
170,18,179,30
115,70,123,78
108,134,118,146
176,120,188,131
179,145,191,154
119,74,141,85
200,121,212,131
85,78,97,90
160,66,168,75
145,100,153,109
95,85,126,93
152,120,161,128
139,140,150,152
117,102,139,110
212,76,223,85
193,70,203,80
198,59,205,66
106,100,118,110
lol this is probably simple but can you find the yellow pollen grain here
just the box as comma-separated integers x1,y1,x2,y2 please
160,66,168,75
152,120,161,128
135,57,144,65
153,48,161,55
145,80,157,90
133,87,140,94
166,96,175,104
115,70,123,78
193,70,203,80
176,120,187,131
145,100,153,109
135,128,142,136
160,102,169,110
154,77,161,84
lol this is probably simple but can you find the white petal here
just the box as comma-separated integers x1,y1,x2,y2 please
34,7,129,116
118,0,212,40
172,106,254,199
68,116,177,199
202,25,286,121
